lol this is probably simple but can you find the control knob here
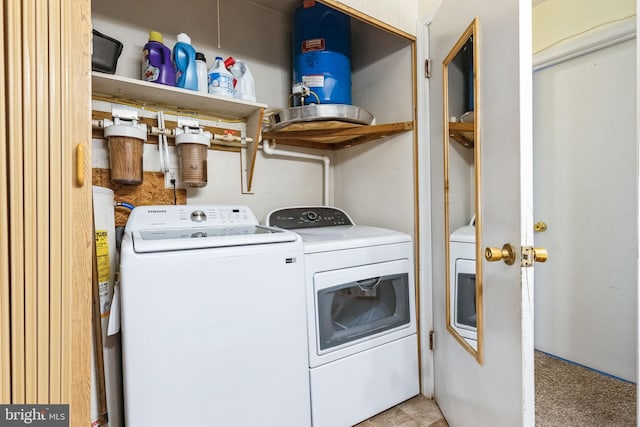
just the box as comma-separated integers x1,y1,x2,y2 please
191,210,207,222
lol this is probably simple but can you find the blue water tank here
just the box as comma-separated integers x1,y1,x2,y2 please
292,2,351,105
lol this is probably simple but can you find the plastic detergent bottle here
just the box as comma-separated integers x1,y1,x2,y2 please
142,31,175,86
207,56,234,97
229,60,256,102
195,52,208,94
172,33,198,91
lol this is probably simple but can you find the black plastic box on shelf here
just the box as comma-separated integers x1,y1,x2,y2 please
92,29,123,74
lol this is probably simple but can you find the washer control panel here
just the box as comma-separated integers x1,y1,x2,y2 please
125,205,258,232
266,207,354,229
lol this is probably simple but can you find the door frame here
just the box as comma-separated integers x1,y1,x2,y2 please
416,18,436,398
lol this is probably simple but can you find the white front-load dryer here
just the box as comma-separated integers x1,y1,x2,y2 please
449,223,477,346
265,206,419,427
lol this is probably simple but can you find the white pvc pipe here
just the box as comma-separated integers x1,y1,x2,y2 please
157,111,170,174
262,140,330,206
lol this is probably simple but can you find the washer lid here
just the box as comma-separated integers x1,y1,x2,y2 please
124,204,299,253
131,225,298,253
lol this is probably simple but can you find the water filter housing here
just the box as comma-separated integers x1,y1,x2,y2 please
175,131,211,187
292,2,351,105
104,118,147,185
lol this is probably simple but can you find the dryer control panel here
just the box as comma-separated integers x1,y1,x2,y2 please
266,207,354,229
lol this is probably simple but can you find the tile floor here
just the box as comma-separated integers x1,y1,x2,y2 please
355,395,448,427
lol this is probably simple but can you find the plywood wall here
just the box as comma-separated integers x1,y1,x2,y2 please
93,169,187,227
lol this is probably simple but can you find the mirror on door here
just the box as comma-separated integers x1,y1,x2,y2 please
443,18,482,363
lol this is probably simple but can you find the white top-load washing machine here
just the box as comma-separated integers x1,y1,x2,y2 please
119,205,311,427
265,206,419,427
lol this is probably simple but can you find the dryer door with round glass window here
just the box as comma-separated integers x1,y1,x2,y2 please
314,259,412,354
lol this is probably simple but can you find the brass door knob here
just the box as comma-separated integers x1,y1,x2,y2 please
485,244,516,265
532,247,548,263
522,246,549,266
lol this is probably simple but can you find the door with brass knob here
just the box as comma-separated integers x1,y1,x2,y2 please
429,1,535,424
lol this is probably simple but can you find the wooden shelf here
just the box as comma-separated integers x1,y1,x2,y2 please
449,122,474,148
92,72,266,118
91,71,265,192
262,120,414,150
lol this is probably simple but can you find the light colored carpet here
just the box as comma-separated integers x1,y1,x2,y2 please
355,352,635,426
535,351,636,427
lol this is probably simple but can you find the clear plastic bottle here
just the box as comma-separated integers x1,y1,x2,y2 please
207,56,234,97
195,52,208,94
172,33,198,91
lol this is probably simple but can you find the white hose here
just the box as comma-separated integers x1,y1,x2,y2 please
262,140,331,206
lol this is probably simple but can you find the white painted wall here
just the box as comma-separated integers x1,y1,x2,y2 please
533,0,635,54
334,20,415,234
337,0,418,35
92,0,417,229
533,38,638,382
418,0,443,25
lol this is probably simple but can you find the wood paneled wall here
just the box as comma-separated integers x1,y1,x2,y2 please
0,0,10,404
1,0,92,425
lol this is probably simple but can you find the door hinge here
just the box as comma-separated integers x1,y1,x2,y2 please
429,330,435,350
425,59,431,78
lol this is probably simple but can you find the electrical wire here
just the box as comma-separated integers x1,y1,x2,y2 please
217,0,221,49
115,201,135,210
171,178,177,205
